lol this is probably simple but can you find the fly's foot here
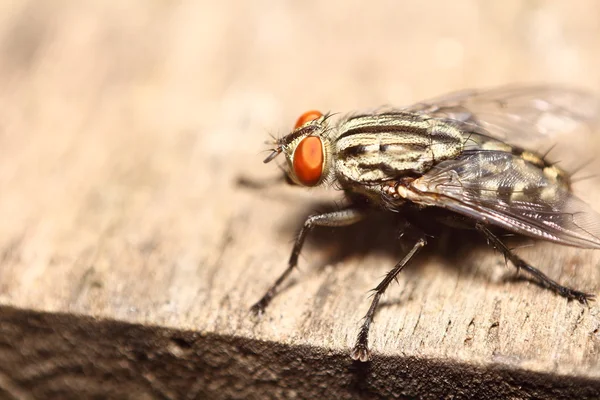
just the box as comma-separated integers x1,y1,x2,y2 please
249,298,268,317
560,288,596,305
580,292,596,306
350,342,371,362
250,287,278,317
547,280,595,305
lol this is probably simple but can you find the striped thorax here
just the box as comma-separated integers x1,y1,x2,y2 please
334,112,464,185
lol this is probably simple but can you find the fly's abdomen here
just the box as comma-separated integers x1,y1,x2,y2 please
464,134,571,190
333,112,464,183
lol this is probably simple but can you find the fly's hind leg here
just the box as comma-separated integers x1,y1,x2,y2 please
476,223,595,304
250,208,364,315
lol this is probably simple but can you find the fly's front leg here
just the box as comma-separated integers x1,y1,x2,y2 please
250,208,364,315
476,223,595,304
351,235,427,362
237,171,295,190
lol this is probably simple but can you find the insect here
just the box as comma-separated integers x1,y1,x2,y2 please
250,86,600,362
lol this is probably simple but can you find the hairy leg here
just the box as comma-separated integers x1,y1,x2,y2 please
351,236,427,362
476,223,594,304
251,208,364,315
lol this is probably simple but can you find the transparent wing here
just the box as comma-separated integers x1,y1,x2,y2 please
405,150,600,249
406,86,600,173
407,85,600,142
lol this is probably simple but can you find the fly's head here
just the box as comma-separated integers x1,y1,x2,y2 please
264,110,335,187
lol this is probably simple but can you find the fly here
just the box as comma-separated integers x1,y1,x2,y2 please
250,86,600,362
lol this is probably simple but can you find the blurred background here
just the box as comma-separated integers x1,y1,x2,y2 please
1,0,600,323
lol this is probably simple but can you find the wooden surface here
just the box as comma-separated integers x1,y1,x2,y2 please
2,1,600,398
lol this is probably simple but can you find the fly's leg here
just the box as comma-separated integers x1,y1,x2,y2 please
237,171,295,189
351,236,427,362
476,223,595,304
250,208,364,315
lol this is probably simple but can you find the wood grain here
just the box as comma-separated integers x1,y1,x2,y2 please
1,1,600,398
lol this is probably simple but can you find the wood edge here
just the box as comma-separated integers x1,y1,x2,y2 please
0,306,597,399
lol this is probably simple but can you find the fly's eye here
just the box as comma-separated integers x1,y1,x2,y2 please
293,136,324,186
294,110,323,129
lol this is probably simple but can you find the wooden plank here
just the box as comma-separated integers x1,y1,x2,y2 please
0,306,599,399
1,0,600,398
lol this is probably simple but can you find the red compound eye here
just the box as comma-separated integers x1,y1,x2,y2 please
293,136,324,186
294,110,323,129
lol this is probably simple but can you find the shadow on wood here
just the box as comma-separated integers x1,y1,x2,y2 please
0,306,598,399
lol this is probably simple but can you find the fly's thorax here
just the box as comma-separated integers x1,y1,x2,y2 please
333,112,465,184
